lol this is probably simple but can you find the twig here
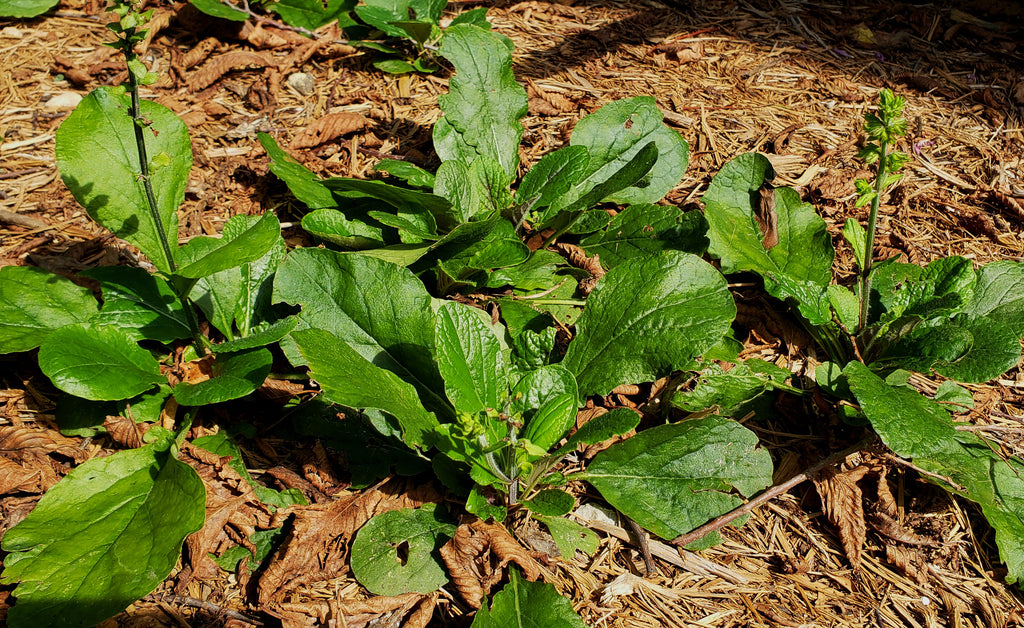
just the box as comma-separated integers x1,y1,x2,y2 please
0,209,51,231
670,435,877,547
625,515,662,576
145,594,266,626
882,452,966,492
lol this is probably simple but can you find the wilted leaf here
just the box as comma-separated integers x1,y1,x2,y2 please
439,519,541,608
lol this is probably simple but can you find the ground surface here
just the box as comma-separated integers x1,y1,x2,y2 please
2,0,1024,626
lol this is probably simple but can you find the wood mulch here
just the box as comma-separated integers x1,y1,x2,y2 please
2,0,1023,625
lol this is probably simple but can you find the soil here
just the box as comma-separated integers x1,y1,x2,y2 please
2,0,1024,626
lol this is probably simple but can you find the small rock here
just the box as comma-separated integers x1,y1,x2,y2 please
44,91,83,111
286,72,316,96
1,26,23,39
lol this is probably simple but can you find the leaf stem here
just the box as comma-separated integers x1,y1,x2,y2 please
857,138,888,333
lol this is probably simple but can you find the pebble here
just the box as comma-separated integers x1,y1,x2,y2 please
286,72,316,96
44,91,83,111
1,26,23,38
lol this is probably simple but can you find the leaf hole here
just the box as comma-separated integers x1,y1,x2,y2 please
395,540,410,566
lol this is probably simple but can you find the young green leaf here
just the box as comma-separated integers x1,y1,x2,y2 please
172,348,274,406
580,203,709,267
80,266,191,344
534,514,599,558
435,24,528,178
266,0,354,30
351,505,456,596
845,361,1024,583
557,407,640,454
471,567,586,628
521,488,574,516
582,416,773,540
435,301,509,414
703,153,834,324
933,380,974,408
258,133,337,209
558,96,689,207
375,158,436,189
274,248,448,416
842,218,868,271
38,324,163,401
562,251,735,398
513,145,591,221
324,177,453,221
214,527,286,572
56,86,189,274
0,266,99,353
291,327,440,448
174,212,281,280
0,436,205,628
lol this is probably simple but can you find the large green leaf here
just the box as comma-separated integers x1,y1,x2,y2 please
580,203,709,267
471,568,586,628
845,361,1024,583
174,212,281,280
257,133,337,209
561,251,735,397
80,266,190,344
0,266,99,353
323,177,453,222
56,87,188,274
435,302,508,414
0,435,205,628
965,260,1024,337
559,96,689,207
350,505,456,596
435,25,527,178
704,153,834,324
291,328,439,448
172,348,274,406
0,0,58,17
38,324,164,401
191,214,287,340
582,416,773,540
273,248,448,416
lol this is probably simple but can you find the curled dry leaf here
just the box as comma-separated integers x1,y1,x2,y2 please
555,242,605,295
0,425,89,462
335,592,435,628
102,414,144,449
439,519,542,608
529,97,561,116
813,465,869,571
0,456,42,494
869,511,940,547
754,184,780,250
257,480,440,605
188,51,270,92
875,466,898,518
885,544,928,584
290,112,368,149
179,38,219,72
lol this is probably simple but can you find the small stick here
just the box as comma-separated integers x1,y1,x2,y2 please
670,435,877,547
145,594,266,626
625,516,662,577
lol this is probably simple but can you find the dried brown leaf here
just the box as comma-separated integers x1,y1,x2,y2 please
102,414,144,449
0,426,88,462
257,480,439,604
555,242,605,295
755,184,780,249
334,592,434,628
289,112,368,149
528,97,561,116
813,466,869,571
0,456,41,494
869,511,940,547
188,51,270,92
439,519,541,608
885,544,928,584
876,466,899,518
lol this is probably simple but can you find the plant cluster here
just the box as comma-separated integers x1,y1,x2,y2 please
1,2,1024,627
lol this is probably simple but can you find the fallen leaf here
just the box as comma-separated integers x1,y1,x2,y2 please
813,465,869,571
289,112,367,149
439,519,541,608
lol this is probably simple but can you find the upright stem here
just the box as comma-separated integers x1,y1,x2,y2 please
857,139,888,333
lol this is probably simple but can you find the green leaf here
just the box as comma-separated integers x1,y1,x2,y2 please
466,485,508,521
514,145,590,220
580,203,709,267
449,6,489,28
38,324,163,401
435,301,509,414
582,416,773,540
375,158,436,189
80,266,190,344
497,298,558,368
191,214,287,339
559,96,689,206
351,505,456,596
410,0,445,22
0,266,99,353
274,248,448,416
872,256,975,323
562,251,735,397
291,327,440,448
558,407,640,453
827,284,860,331
188,0,249,21
932,315,1021,383
0,0,58,17
391,19,433,45
355,0,414,36
521,488,574,516
172,348,273,406
324,177,453,222
842,217,867,271
534,514,599,558
672,359,794,417
845,361,1024,583
56,87,188,274
212,317,298,353
257,133,337,209
0,437,205,628
965,260,1024,337
192,431,306,509
174,212,281,280
703,153,834,324
471,568,585,628
435,24,528,178
300,207,385,249
266,0,353,29
934,380,974,409
213,527,286,572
